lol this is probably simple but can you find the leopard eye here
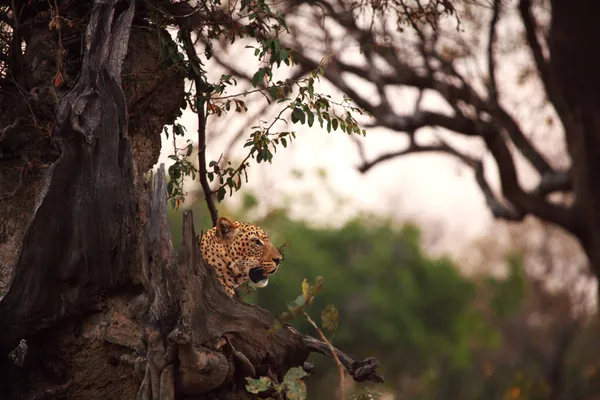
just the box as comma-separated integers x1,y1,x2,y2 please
252,237,263,246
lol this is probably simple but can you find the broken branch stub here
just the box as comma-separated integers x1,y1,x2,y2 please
135,167,383,398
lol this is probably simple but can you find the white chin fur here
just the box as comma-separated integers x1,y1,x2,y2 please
249,277,269,288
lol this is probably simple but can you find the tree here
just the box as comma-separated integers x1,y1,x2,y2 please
213,0,600,291
0,1,384,398
171,192,599,400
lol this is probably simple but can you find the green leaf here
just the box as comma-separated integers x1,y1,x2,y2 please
283,367,308,400
284,367,309,382
301,279,310,300
279,49,289,62
245,376,273,394
217,187,226,202
307,111,314,127
332,118,339,131
291,108,305,124
169,166,181,180
312,276,324,295
287,294,306,311
321,304,339,332
251,68,266,87
268,85,281,100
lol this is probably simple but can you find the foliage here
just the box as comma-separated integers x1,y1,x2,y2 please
157,0,370,209
167,191,600,400
168,198,495,398
246,366,309,399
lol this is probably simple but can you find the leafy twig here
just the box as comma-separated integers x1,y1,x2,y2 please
302,310,345,400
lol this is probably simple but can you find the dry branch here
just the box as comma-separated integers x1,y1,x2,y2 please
179,29,219,228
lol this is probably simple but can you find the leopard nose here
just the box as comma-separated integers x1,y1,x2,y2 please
273,257,281,266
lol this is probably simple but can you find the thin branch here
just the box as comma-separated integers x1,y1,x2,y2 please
363,49,391,112
358,136,525,220
300,332,384,383
211,104,291,197
433,136,527,220
482,127,576,233
180,29,219,227
487,0,500,104
210,0,571,231
489,106,553,174
519,0,568,118
473,160,525,221
364,110,480,136
301,48,554,176
358,141,473,173
198,98,218,227
302,311,344,400
534,170,572,197
222,102,270,163
358,112,575,229
306,29,566,226
351,134,367,166
293,53,378,114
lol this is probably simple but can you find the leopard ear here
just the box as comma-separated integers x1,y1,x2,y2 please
216,217,235,239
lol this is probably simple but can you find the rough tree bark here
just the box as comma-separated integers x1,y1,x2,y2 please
0,0,382,398
548,0,600,279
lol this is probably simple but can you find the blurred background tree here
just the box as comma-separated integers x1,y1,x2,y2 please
153,0,600,398
207,0,600,295
168,181,600,399
161,0,600,398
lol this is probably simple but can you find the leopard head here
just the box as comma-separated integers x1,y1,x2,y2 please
200,217,283,296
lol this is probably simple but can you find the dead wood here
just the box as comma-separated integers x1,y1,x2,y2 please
132,166,384,399
0,1,383,398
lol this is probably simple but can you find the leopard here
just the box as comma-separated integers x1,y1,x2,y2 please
200,216,283,297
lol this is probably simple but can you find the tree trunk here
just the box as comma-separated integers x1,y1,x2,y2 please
0,1,382,398
549,0,600,281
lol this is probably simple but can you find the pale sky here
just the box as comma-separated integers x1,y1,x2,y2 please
154,5,564,259
156,96,494,256
151,2,598,312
